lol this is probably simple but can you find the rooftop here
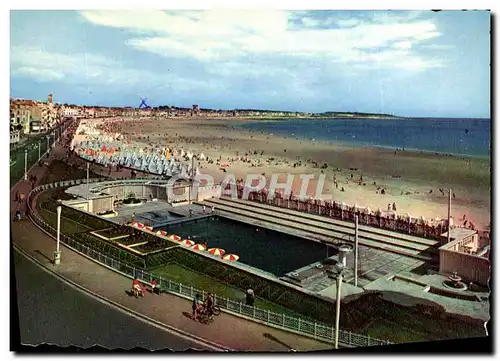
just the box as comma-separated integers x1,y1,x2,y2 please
441,227,477,242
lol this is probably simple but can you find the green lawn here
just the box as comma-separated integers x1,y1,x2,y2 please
38,207,92,235
149,262,308,318
36,190,92,235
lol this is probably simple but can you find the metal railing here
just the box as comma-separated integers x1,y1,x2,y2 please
25,180,391,348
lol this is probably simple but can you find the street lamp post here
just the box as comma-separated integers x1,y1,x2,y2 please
54,201,62,265
354,215,359,287
86,162,90,200
24,149,28,180
447,188,452,244
327,244,353,349
334,267,344,349
38,140,41,160
46,135,50,155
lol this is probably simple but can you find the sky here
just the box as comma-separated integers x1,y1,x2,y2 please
9,10,491,118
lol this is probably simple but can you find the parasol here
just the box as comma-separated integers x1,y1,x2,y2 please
192,244,207,251
222,254,239,262
181,239,195,247
208,248,225,257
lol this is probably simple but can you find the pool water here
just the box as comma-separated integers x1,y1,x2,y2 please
162,216,328,277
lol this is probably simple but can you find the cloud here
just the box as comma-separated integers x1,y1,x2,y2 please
9,45,210,91
393,41,413,50
11,46,116,82
421,44,454,50
13,66,64,81
336,19,361,28
79,10,447,72
301,16,322,28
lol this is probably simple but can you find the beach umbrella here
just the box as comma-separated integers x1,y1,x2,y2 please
222,254,239,262
181,239,195,247
167,234,181,242
192,244,206,251
156,230,167,236
135,222,145,229
208,248,225,257
145,226,153,232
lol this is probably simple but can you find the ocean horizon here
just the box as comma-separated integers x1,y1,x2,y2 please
238,117,491,158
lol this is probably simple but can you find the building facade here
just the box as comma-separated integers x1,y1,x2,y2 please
10,99,33,134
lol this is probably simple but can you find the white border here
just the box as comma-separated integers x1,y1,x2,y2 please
4,1,496,360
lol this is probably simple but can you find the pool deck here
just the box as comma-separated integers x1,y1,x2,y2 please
106,200,206,226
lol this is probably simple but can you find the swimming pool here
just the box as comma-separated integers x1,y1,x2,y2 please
162,216,329,277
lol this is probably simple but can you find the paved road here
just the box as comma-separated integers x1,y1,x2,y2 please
13,250,208,351
10,122,71,186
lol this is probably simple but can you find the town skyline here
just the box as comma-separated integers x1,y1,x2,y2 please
11,10,490,118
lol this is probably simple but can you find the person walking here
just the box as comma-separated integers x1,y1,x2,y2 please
192,294,202,320
246,289,255,306
205,293,215,320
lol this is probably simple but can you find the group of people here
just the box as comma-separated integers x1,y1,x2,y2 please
131,277,161,297
192,293,215,321
131,277,217,322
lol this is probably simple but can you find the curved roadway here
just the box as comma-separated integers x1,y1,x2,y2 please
13,250,209,351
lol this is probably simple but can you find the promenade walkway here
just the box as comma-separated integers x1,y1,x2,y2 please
10,145,334,351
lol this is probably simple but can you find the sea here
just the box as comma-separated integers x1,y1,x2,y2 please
238,117,491,158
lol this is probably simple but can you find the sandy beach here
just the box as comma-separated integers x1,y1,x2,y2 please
100,116,491,230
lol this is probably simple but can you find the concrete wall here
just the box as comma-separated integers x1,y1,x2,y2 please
170,185,190,203
65,200,89,212
91,195,114,214
97,183,191,204
439,249,490,286
197,185,221,201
